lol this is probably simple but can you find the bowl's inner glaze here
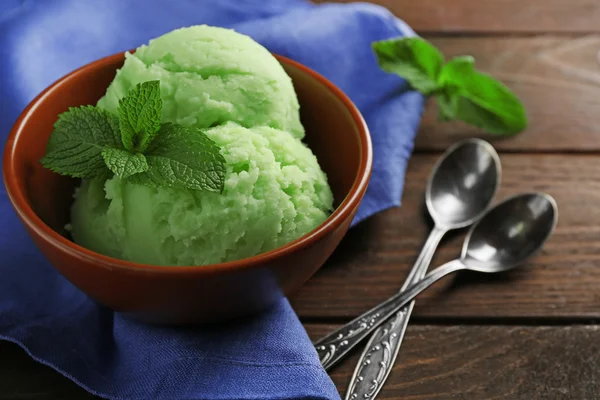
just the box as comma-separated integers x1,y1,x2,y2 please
14,56,362,242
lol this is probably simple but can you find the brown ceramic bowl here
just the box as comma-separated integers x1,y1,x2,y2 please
3,52,372,324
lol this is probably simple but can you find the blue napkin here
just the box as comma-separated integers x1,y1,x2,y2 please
0,1,425,399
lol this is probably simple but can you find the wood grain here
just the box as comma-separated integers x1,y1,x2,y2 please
4,325,600,400
291,153,600,319
416,36,600,151
322,0,600,33
306,324,600,400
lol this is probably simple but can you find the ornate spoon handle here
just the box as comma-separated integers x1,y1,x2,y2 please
314,290,412,371
315,226,445,371
344,226,445,399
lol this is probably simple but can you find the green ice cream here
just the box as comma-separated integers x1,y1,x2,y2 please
70,26,333,266
98,25,304,138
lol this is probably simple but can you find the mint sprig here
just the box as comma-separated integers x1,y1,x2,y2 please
373,38,527,136
40,80,226,193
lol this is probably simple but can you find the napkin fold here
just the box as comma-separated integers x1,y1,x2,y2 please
0,1,425,399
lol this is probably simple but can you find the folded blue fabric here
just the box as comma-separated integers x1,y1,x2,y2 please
0,1,424,399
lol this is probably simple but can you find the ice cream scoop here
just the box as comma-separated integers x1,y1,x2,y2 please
71,122,333,266
97,25,305,138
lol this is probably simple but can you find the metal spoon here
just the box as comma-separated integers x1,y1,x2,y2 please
315,138,501,371
324,192,558,399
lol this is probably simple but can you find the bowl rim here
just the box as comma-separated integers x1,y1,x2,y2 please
3,51,373,275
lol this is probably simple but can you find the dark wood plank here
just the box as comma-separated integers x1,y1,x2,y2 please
306,324,600,400
4,325,600,399
322,0,600,33
292,153,600,319
415,36,600,152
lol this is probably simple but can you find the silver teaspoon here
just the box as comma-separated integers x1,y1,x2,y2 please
316,138,501,371
331,192,557,400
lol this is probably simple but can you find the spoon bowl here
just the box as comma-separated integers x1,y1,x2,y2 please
462,192,558,273
427,138,501,229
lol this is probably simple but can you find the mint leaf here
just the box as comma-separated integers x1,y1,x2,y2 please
437,56,527,135
40,106,121,179
119,80,162,152
372,38,444,94
102,147,149,179
129,123,226,192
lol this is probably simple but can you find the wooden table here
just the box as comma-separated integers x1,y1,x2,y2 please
3,1,600,399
